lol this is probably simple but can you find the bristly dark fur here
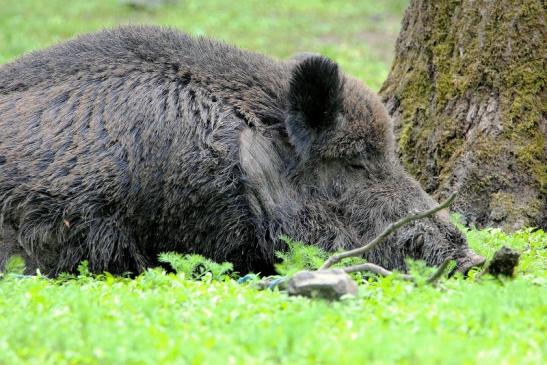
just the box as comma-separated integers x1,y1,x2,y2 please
286,56,343,156
288,56,343,129
0,26,482,276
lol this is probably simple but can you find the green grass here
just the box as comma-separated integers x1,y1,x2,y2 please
1,1,546,364
0,0,408,91
0,228,545,365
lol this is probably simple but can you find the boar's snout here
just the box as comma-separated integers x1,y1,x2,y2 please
422,218,485,275
452,249,486,275
382,212,485,275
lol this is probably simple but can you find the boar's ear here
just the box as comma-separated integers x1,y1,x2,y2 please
286,56,343,154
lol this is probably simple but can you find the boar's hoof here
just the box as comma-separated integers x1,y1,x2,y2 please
287,269,358,300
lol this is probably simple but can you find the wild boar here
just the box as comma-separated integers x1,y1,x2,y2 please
0,26,484,276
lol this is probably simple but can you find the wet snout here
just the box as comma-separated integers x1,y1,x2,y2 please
453,249,486,276
406,218,485,275
434,219,486,275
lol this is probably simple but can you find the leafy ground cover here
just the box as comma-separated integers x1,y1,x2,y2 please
1,1,545,364
0,228,545,365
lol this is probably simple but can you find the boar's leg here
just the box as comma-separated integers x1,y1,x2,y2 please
2,190,148,276
60,215,149,276
0,224,39,275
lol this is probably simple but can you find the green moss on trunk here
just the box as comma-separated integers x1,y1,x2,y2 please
381,0,546,230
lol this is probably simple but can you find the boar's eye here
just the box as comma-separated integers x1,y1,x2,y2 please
414,234,425,251
406,234,425,259
348,158,366,170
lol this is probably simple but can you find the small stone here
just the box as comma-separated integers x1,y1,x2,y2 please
487,246,520,277
287,269,358,300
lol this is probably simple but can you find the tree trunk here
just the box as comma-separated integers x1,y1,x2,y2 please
380,0,546,231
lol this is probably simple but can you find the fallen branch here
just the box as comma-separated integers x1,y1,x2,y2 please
342,258,453,285
320,192,457,270
265,258,455,299
264,193,459,299
343,263,413,281
425,259,453,284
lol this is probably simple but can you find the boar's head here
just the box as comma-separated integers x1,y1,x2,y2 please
275,56,484,273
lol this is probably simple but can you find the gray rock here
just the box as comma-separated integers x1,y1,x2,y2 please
287,270,358,300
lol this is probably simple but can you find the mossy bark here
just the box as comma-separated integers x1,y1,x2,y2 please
380,0,546,230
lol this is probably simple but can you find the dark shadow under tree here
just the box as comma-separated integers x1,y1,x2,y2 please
380,0,546,230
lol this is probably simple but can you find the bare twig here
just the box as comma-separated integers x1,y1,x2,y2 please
320,192,457,270
343,263,413,281
341,258,453,284
425,259,453,284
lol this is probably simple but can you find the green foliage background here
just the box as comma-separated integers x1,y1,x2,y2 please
0,0,408,91
0,1,545,364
